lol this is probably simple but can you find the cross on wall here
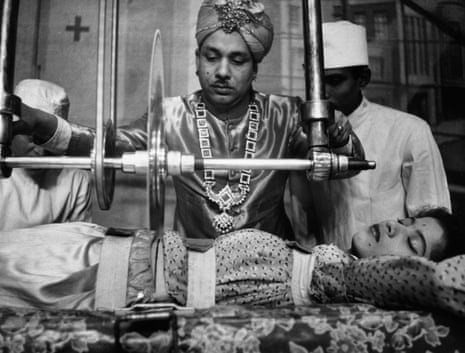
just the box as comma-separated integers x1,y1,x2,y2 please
65,16,90,42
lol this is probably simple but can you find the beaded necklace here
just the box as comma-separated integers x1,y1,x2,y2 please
194,102,260,234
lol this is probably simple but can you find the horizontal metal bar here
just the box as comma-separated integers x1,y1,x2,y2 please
197,158,313,170
1,156,123,169
1,156,314,171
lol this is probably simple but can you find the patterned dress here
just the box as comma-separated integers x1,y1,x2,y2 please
0,223,462,318
160,229,465,317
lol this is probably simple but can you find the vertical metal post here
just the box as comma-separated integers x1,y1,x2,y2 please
0,0,19,177
93,0,118,209
301,0,330,152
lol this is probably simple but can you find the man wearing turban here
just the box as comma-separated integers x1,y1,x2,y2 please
17,1,361,240
195,0,274,63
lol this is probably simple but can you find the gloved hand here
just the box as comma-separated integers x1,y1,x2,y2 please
14,104,54,137
13,79,68,144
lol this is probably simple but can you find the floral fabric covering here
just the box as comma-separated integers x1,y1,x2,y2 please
176,304,465,353
0,307,116,353
0,304,463,353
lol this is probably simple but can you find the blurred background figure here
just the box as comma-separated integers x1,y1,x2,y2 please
0,79,92,230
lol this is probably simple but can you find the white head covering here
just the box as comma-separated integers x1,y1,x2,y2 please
322,21,369,69
14,79,69,120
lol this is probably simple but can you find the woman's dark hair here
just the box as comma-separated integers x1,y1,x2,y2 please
414,206,465,261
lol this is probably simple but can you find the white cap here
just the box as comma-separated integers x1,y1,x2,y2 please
14,79,69,120
323,21,369,69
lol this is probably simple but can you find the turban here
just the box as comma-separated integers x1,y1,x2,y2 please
195,0,274,63
323,21,369,69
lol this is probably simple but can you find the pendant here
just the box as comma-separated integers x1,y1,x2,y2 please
195,102,260,235
206,184,245,234
206,183,245,210
213,211,234,234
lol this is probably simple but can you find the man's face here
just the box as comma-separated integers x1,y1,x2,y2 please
351,217,446,260
324,68,363,116
196,30,256,110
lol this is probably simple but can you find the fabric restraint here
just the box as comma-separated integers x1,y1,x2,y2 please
186,247,216,308
291,250,315,305
95,235,133,310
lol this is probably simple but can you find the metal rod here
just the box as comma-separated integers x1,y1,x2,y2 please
197,158,314,171
0,0,19,175
1,154,374,172
2,156,122,169
1,156,315,171
110,0,118,124
0,0,18,100
300,0,330,152
301,0,325,102
96,0,106,128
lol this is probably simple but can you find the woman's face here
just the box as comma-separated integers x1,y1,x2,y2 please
351,217,446,259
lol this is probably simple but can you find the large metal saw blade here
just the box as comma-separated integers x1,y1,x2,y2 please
147,29,166,233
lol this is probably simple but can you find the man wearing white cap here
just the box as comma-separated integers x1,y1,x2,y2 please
306,21,451,250
0,79,92,230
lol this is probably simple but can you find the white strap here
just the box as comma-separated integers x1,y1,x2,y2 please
186,247,216,308
291,250,315,305
95,235,133,310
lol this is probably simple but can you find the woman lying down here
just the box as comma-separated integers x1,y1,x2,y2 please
0,206,463,317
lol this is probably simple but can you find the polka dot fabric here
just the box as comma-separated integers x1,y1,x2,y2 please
161,229,465,317
162,230,354,307
308,244,352,303
345,254,465,317
163,229,293,306
214,229,293,306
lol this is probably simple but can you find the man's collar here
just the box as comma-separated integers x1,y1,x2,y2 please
348,96,369,118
